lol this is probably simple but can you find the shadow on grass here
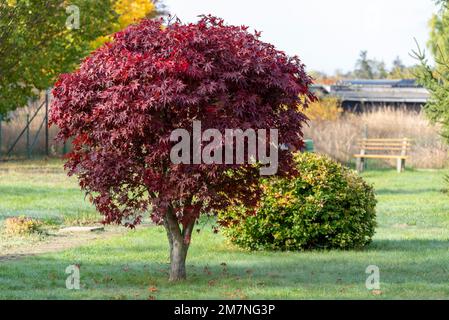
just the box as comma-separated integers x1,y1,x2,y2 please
1,237,449,300
367,239,449,252
375,188,443,195
0,253,37,263
0,185,77,196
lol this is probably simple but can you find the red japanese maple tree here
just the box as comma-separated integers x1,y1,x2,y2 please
50,16,314,281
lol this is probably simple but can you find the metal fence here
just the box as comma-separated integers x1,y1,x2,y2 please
0,91,68,160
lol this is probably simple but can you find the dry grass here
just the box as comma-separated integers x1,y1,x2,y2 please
303,107,449,169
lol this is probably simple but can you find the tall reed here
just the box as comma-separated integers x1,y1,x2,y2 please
303,107,449,169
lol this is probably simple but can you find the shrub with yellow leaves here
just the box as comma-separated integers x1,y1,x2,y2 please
3,216,43,236
303,96,342,121
219,152,377,251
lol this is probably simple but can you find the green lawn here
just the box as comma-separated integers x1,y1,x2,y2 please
0,161,449,299
0,159,99,224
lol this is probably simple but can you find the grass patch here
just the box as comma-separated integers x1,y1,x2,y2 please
0,159,101,225
0,160,448,299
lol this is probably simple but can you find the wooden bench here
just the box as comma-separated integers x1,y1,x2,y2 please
354,138,411,173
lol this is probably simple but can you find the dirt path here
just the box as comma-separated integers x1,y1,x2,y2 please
0,226,129,263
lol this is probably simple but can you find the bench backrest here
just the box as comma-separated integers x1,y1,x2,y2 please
358,138,411,156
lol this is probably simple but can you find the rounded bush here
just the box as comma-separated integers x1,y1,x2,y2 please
219,153,377,250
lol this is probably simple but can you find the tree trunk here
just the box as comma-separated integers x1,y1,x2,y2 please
163,207,195,281
169,235,188,281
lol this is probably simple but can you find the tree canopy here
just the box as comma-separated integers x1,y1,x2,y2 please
415,0,449,143
428,0,449,66
312,51,416,84
353,51,414,80
49,16,314,280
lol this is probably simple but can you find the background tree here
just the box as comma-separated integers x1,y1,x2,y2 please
374,60,388,78
115,0,157,28
50,16,315,281
385,56,417,79
354,50,374,79
353,50,391,79
315,52,416,82
0,0,116,115
415,0,449,143
0,0,165,115
392,56,406,73
389,56,407,78
428,0,449,69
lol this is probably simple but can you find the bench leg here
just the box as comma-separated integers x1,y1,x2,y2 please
396,158,405,173
356,158,365,173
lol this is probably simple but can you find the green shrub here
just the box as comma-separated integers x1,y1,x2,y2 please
219,152,377,251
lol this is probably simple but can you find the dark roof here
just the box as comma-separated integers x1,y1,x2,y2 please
314,79,429,104
394,79,420,87
331,88,429,104
339,79,422,88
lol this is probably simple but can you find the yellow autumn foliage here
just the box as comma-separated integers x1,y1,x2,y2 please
303,96,342,121
90,35,114,50
91,0,157,49
115,0,156,29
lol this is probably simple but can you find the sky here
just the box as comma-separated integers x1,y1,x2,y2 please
164,0,438,74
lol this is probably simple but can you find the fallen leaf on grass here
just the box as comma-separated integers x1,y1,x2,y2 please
148,286,158,293
371,290,382,295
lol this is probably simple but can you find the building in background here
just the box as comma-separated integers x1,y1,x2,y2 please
312,79,430,112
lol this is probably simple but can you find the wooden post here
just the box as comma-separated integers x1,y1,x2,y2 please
401,158,406,172
396,158,402,173
397,137,408,173
356,138,366,173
